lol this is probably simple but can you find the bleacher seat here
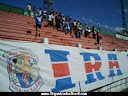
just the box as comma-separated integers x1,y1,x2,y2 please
0,10,128,51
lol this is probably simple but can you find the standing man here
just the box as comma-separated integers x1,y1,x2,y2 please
84,23,88,37
68,18,73,35
75,21,79,38
33,6,37,17
38,8,42,16
43,9,47,20
92,25,96,39
48,13,52,27
35,15,43,37
97,27,100,33
93,26,97,39
97,32,102,45
27,4,31,16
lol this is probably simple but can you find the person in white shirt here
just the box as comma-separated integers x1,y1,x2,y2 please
62,15,66,31
79,23,82,38
97,27,100,33
38,8,42,16
65,18,70,34
73,20,76,27
48,13,52,27
43,9,47,20
93,27,97,39
84,23,88,37
88,26,91,35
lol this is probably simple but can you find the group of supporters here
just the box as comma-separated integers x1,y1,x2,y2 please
27,4,102,45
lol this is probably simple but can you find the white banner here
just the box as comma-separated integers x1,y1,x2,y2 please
0,39,128,92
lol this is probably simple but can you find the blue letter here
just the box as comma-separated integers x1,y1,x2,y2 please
108,54,123,77
80,53,105,84
45,50,75,92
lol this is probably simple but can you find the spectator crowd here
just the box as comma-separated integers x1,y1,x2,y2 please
27,4,102,45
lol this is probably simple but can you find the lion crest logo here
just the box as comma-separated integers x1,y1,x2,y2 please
3,49,43,92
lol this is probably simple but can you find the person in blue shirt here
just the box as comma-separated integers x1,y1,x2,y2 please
35,14,43,37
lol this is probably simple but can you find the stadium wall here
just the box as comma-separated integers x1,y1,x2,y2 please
0,39,128,92
100,29,116,37
116,34,128,40
0,3,24,15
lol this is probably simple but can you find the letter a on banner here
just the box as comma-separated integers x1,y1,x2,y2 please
108,54,123,77
80,53,105,84
45,50,75,92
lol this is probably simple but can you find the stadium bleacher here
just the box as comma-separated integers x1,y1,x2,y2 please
0,10,128,51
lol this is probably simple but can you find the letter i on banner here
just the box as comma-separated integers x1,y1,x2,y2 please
45,50,75,92
108,54,123,77
80,53,105,84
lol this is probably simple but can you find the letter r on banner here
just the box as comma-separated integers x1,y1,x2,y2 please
108,54,123,77
45,50,75,92
80,53,105,84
